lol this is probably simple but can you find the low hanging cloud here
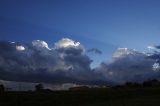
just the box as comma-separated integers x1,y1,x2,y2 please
0,38,107,85
0,38,160,85
95,48,160,84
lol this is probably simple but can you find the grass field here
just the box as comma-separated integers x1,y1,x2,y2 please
0,87,160,106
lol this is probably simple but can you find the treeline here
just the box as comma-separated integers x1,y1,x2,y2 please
0,83,52,92
69,79,160,91
115,79,160,88
1,79,160,92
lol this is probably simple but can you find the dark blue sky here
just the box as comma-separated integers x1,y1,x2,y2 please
0,0,160,67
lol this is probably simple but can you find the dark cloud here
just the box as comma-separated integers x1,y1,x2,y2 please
0,39,107,85
87,48,102,54
147,45,160,60
147,45,160,71
155,45,160,49
95,48,159,84
1,39,160,85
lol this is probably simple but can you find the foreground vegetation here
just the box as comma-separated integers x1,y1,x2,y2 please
0,87,160,106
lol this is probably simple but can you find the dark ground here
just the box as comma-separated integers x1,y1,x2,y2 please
0,87,160,106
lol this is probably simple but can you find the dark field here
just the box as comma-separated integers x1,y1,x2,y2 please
1,87,160,106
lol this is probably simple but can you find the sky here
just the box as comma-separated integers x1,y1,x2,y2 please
0,0,160,90
1,0,160,63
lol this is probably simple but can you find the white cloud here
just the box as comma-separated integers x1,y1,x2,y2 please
147,45,155,50
147,45,160,52
153,63,160,71
54,38,80,48
32,40,51,50
16,45,25,51
10,42,15,44
112,48,139,58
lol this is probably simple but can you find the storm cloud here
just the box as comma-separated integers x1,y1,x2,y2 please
0,39,160,85
0,38,107,85
95,48,160,84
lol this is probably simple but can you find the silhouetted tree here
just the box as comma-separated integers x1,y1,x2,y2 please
125,82,133,86
35,83,44,91
0,84,5,92
125,82,142,87
143,79,160,87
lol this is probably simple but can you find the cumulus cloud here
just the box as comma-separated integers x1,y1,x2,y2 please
112,48,136,58
147,45,160,71
54,38,80,48
16,45,25,51
87,48,102,54
0,39,106,85
32,40,51,50
152,63,160,71
1,39,160,85
147,45,160,51
95,48,159,84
